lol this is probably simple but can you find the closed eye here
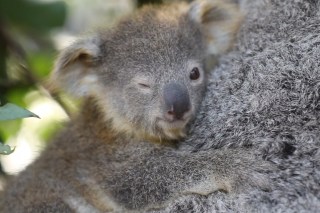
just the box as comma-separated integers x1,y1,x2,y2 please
133,75,153,92
138,83,151,88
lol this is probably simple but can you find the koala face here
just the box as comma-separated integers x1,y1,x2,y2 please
52,0,242,141
98,60,206,140
92,10,207,140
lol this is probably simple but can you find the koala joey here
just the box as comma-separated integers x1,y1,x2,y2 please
1,0,270,212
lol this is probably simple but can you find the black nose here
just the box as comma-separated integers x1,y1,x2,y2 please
163,83,191,120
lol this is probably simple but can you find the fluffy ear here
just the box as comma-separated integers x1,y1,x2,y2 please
188,0,243,55
50,36,101,97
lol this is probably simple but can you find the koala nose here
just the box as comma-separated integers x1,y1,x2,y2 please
163,83,191,121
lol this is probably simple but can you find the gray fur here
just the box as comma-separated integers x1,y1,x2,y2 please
156,0,320,212
1,1,268,212
2,0,319,212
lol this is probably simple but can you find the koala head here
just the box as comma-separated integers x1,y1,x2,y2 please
51,0,242,141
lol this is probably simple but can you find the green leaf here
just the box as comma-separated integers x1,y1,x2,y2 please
0,142,15,155
0,0,67,33
0,103,40,121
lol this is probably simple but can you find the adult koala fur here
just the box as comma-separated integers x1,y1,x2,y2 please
156,0,320,212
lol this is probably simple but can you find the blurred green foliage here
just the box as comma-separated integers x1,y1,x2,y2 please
0,0,66,32
0,103,39,155
0,0,67,154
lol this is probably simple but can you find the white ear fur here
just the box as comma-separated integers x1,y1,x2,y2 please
51,37,101,97
189,0,243,55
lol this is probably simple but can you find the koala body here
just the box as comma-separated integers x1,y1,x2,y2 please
0,1,269,212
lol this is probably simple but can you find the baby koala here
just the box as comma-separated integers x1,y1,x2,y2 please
1,0,269,212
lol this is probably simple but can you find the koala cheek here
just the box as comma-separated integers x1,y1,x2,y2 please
190,87,206,111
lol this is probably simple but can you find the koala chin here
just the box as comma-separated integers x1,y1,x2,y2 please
0,1,272,213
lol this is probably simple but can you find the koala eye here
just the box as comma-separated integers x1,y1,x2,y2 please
189,67,200,80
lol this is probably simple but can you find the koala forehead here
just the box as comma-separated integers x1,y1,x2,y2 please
97,3,205,76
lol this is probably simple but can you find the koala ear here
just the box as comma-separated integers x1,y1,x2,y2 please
188,0,243,55
50,36,101,97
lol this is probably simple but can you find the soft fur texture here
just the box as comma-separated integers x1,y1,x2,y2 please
155,0,320,212
2,1,319,212
1,1,255,212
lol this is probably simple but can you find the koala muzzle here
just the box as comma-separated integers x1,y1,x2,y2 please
163,83,191,121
